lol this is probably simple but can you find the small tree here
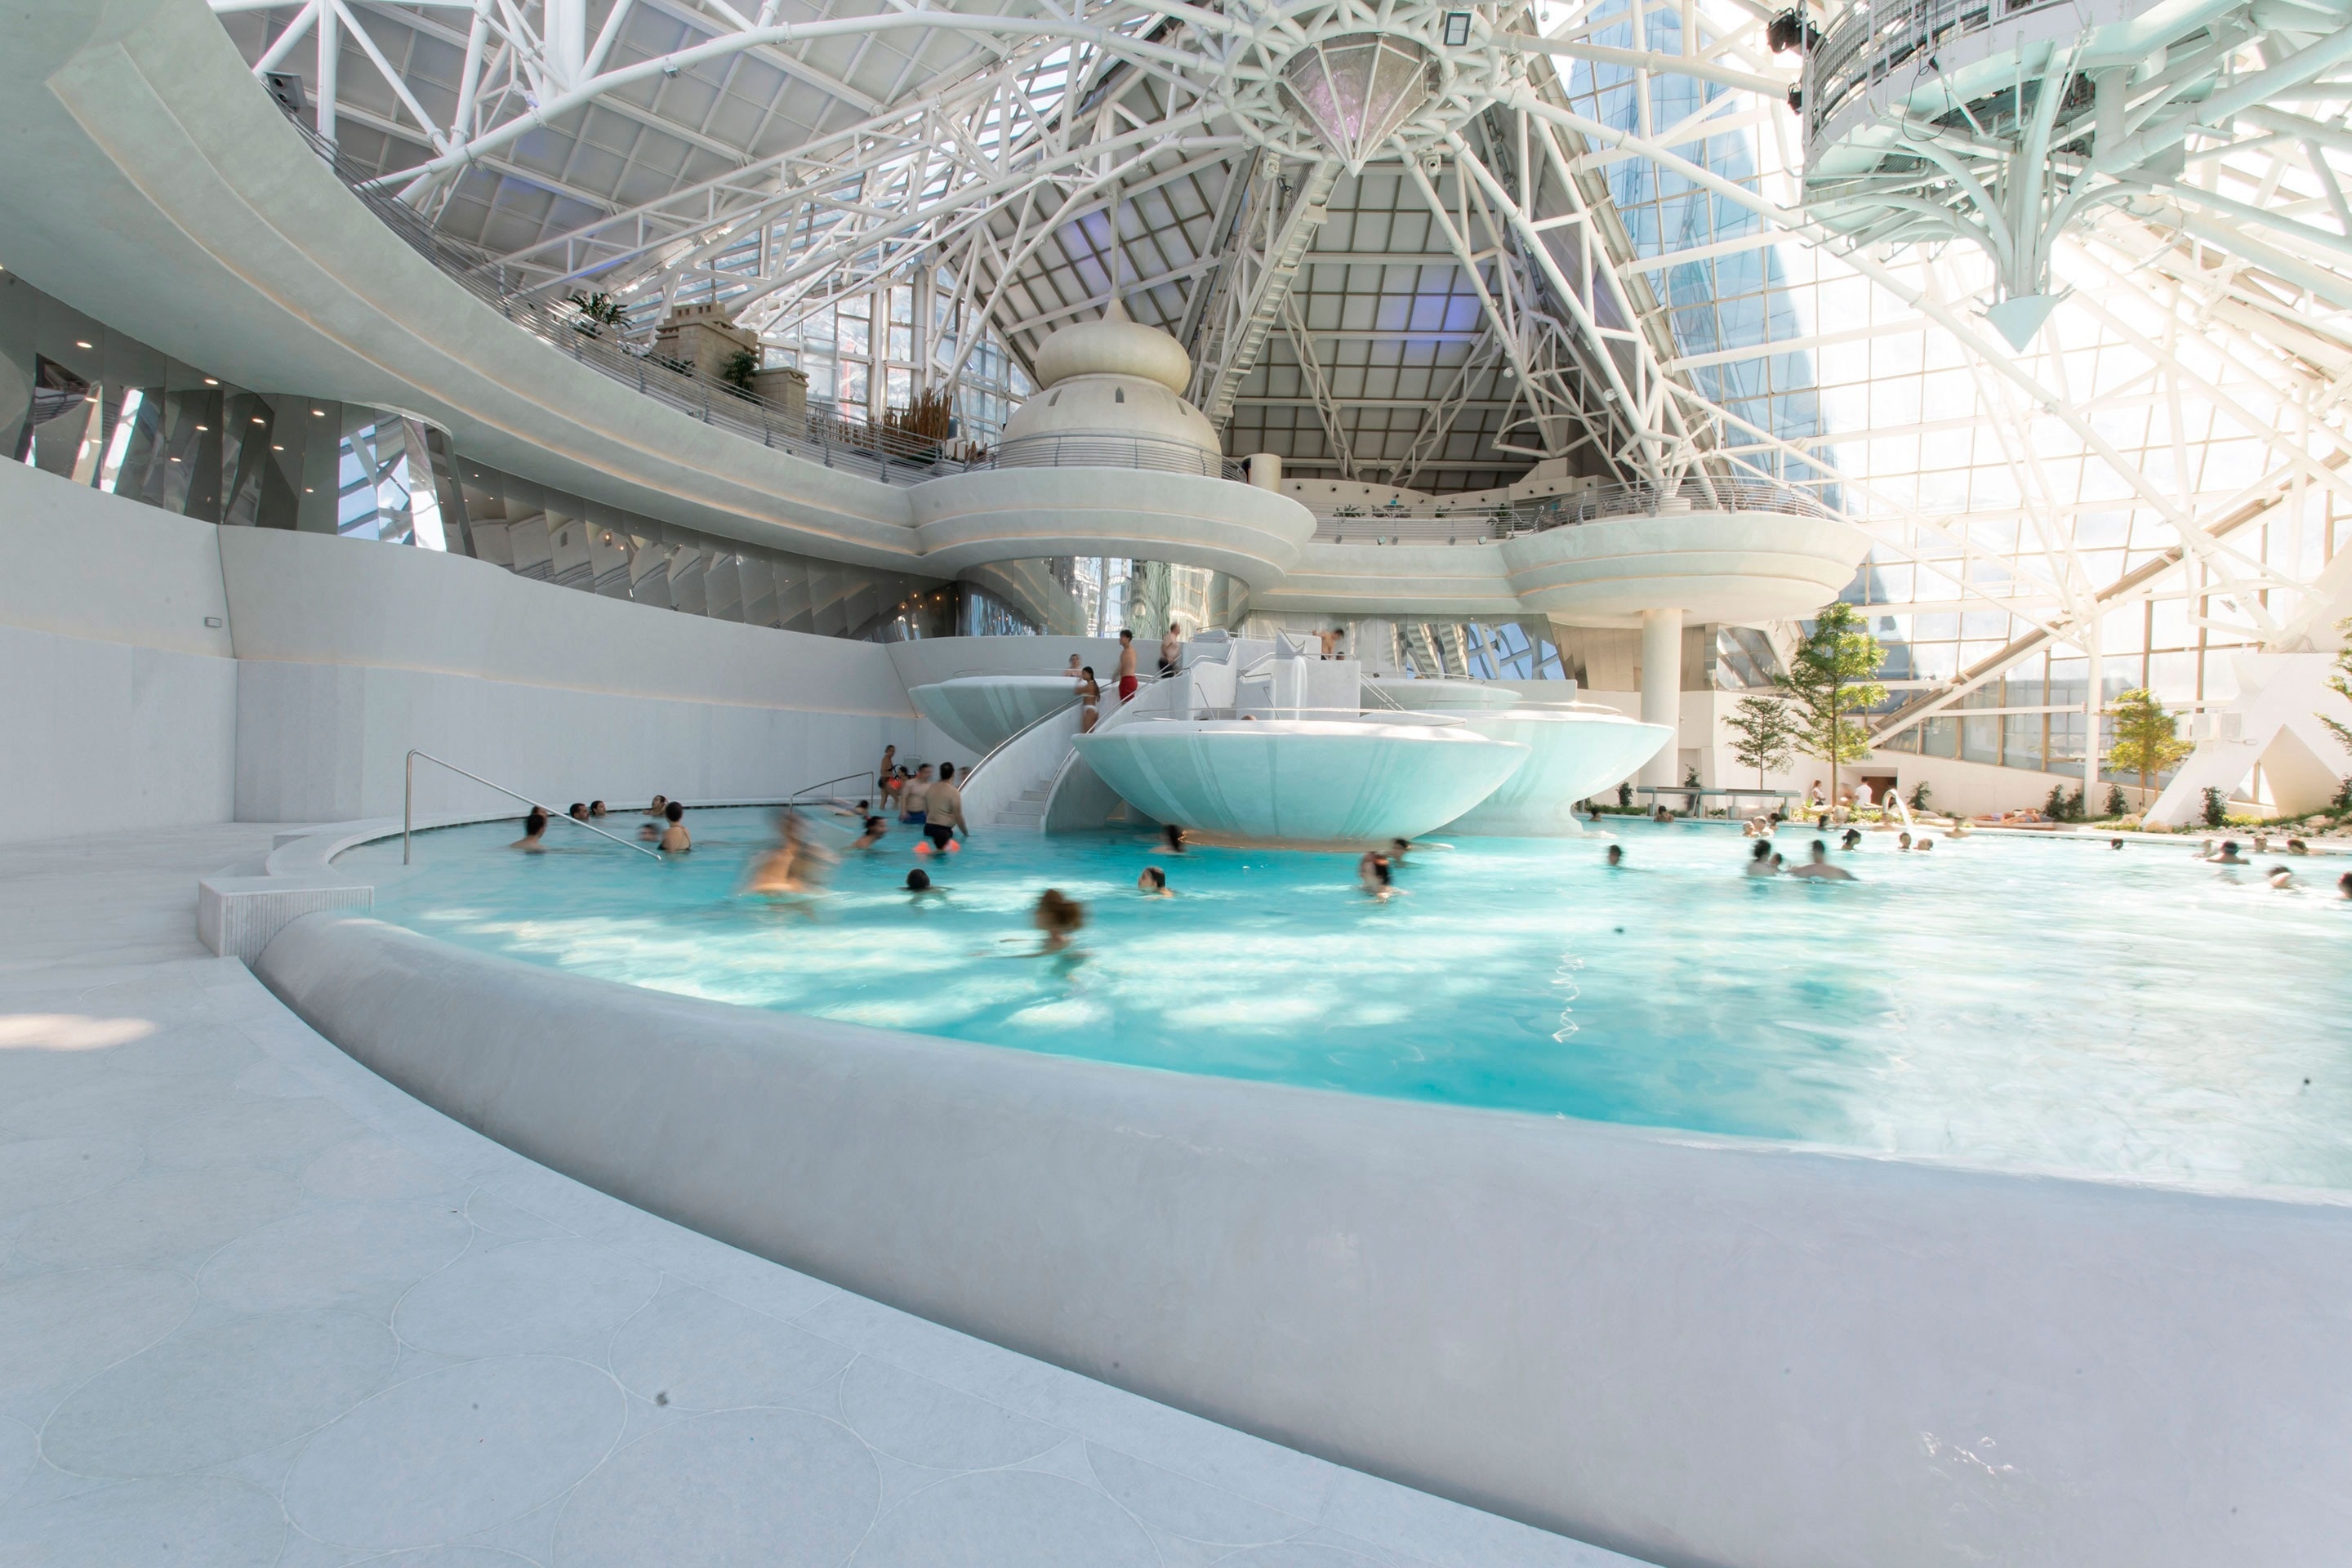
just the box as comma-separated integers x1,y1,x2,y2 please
2323,616,2352,755
720,349,760,394
2046,783,2084,822
2107,688,2193,803
2104,782,2127,817
2203,785,2228,827
1774,602,1886,804
1724,694,1801,788
1909,780,1932,813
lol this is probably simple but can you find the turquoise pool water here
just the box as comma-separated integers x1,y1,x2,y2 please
345,811,2352,1191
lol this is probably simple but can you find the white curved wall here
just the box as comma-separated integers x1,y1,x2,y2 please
256,910,2352,1568
0,461,237,840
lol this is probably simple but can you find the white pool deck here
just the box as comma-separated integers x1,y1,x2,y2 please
0,824,1646,1568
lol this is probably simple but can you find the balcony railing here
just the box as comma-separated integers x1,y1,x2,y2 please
981,432,1250,481
283,115,973,487
1312,478,1829,542
1805,0,2071,140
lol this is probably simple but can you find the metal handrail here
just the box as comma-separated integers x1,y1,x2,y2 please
982,432,1249,481
403,749,662,864
962,693,1085,790
786,768,875,806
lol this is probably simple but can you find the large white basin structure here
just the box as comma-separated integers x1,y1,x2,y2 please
1439,709,1673,835
1361,676,1673,835
907,675,1078,755
1072,715,1529,844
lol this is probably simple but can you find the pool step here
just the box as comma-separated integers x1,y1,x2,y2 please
991,781,1056,831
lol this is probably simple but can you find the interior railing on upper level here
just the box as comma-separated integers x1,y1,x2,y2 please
1310,478,1830,543
279,114,976,488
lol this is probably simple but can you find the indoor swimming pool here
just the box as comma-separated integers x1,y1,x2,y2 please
344,811,2352,1192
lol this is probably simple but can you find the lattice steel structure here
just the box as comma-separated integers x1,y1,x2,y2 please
212,0,2352,800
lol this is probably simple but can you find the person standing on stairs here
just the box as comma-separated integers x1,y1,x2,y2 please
1079,668,1102,733
1116,630,1138,703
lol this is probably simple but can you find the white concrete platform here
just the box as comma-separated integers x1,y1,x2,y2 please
0,825,1644,1568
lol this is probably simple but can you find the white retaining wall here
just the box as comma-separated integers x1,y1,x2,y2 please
2,460,923,831
255,909,2352,1568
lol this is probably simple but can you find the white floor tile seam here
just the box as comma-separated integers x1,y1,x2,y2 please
0,824,1644,1568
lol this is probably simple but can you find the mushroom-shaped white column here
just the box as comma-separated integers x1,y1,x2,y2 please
1639,608,1684,789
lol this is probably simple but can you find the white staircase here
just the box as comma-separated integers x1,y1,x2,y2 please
994,781,1055,830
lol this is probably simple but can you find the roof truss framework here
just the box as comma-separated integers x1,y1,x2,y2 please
209,0,2352,676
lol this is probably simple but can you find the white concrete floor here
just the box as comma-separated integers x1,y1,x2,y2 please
0,825,1648,1568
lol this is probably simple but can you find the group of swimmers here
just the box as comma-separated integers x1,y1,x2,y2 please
2192,838,2352,895
511,795,688,853
872,746,969,854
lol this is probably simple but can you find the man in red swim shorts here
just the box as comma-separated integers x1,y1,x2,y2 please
1116,628,1138,702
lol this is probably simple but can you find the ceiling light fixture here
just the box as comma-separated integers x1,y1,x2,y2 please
1279,34,1432,175
74,339,92,349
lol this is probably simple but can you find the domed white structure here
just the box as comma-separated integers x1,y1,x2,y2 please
995,299,1222,474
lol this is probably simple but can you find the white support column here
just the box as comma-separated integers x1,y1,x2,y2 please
1248,452,1281,492
1640,607,1683,790
316,0,340,145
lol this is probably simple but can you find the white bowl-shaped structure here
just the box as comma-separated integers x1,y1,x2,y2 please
1361,676,1523,712
908,675,1078,755
1503,511,1870,626
1439,710,1673,836
1072,717,1529,844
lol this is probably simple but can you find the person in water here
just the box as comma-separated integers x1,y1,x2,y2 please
1138,866,1171,897
568,802,589,822
2269,865,2296,890
1746,840,1778,876
905,867,945,900
589,800,608,817
1358,851,1395,900
511,808,550,853
1605,844,1624,868
1164,823,1187,854
1786,840,1855,880
1033,888,1085,951
658,800,691,853
1840,828,1862,851
919,763,965,855
2209,840,2247,865
851,815,888,849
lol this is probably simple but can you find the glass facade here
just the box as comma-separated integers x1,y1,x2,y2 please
1,270,957,644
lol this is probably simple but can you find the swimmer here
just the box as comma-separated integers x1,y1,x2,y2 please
1785,840,1855,880
1360,850,1396,899
1916,836,1934,853
568,802,589,822
1164,822,1187,854
2340,871,2352,900
658,800,691,853
1389,837,1410,864
904,867,944,899
1605,844,1624,868
1771,851,1786,871
1651,805,1673,823
1897,831,1913,851
1946,818,1971,838
1745,840,1778,876
1032,888,1085,951
2269,865,2296,890
2110,837,2125,849
1138,866,1172,897
2254,835,2271,854
1840,828,1862,851
2210,840,2247,865
589,800,607,817
510,808,549,853
851,815,889,849
2289,838,2311,855
644,795,668,817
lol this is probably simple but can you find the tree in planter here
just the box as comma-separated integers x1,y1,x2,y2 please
2108,687,2193,805
720,350,760,396
2203,786,2228,827
2105,782,2127,817
1909,780,1932,813
1773,602,1886,805
1724,694,1800,789
567,292,626,336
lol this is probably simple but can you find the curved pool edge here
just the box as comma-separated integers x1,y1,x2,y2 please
251,905,2352,1568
